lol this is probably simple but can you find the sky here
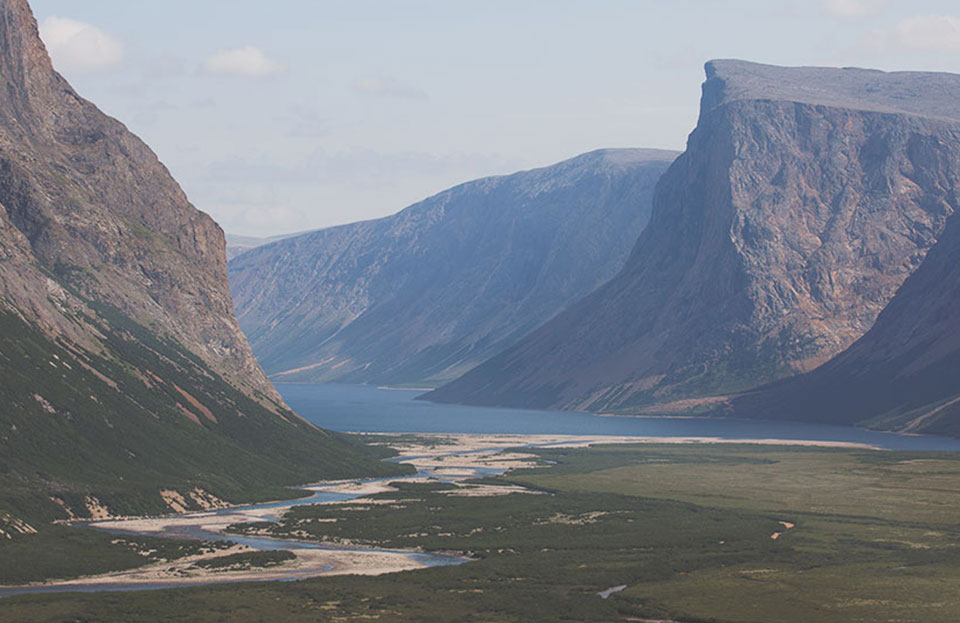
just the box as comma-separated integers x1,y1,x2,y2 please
27,0,960,237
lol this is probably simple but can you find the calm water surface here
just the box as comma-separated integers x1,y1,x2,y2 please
278,383,960,452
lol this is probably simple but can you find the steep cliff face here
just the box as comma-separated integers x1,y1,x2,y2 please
0,0,273,401
229,149,676,387
729,208,960,436
427,60,960,412
0,0,397,525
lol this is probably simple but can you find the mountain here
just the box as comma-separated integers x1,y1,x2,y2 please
0,0,398,531
427,60,960,414
727,207,960,436
228,149,677,387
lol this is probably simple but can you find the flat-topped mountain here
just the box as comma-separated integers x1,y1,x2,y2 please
427,60,960,415
703,59,960,121
0,0,397,529
228,149,677,387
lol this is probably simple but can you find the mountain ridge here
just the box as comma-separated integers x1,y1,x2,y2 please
229,147,677,387
426,60,960,418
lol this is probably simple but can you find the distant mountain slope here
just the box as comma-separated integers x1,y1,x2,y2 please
727,208,960,436
229,149,677,387
427,60,960,414
0,0,398,530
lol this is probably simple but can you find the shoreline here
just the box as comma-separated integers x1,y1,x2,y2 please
356,432,880,451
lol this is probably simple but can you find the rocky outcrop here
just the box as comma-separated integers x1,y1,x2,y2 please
229,149,676,387
0,0,398,521
427,60,960,413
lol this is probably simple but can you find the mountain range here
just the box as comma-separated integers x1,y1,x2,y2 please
427,60,960,435
228,148,676,387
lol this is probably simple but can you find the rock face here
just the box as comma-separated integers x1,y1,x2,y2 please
427,60,960,413
728,208,960,436
0,0,395,522
0,0,271,400
229,149,676,387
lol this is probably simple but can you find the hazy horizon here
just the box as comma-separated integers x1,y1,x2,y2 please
29,0,960,236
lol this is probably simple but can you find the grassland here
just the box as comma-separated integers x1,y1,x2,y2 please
3,442,960,622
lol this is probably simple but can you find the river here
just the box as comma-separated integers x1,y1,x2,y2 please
0,447,497,599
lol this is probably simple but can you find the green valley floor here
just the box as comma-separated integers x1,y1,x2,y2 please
3,435,960,622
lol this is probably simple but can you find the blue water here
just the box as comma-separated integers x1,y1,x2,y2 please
278,383,960,452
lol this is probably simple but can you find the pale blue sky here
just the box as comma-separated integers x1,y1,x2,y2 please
28,0,960,236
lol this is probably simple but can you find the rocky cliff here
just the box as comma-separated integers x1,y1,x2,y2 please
0,0,398,527
0,0,281,401
229,149,676,387
427,60,960,413
728,207,960,436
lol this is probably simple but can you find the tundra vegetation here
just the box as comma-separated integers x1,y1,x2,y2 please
4,442,960,623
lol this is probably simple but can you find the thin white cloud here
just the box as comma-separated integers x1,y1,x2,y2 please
203,46,284,78
821,0,887,20
352,76,427,100
38,16,123,73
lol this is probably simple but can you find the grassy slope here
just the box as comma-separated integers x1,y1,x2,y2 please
0,303,408,584
4,443,960,622
0,305,406,518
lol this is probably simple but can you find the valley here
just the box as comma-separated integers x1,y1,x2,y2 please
5,432,960,622
3,0,960,621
